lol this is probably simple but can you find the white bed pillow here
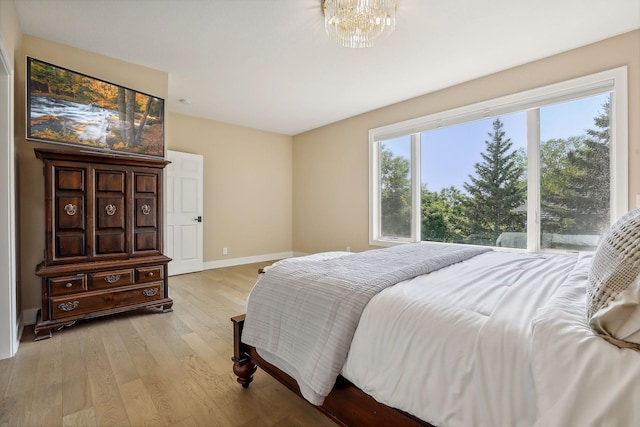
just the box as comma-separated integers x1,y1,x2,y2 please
587,208,640,348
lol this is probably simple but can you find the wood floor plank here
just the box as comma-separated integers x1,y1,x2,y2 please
62,407,97,427
0,356,13,398
118,378,163,426
23,333,64,426
4,331,40,398
118,308,212,426
181,332,230,375
139,370,194,426
82,322,130,426
61,323,93,417
8,262,334,426
0,393,27,427
102,323,140,385
24,383,63,427
170,415,200,427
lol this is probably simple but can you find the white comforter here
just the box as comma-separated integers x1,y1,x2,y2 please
255,250,640,426
341,250,600,427
531,252,640,426
242,243,490,405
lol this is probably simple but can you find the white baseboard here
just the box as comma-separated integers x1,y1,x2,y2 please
7,311,24,355
202,251,307,270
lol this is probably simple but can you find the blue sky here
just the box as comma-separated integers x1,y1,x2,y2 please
385,93,610,192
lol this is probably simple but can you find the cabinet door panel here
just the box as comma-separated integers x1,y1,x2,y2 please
133,170,161,255
56,234,86,257
136,198,156,227
56,168,84,191
95,232,126,255
57,196,85,229
97,197,125,229
52,165,88,263
93,168,126,258
96,170,125,192
136,174,157,193
135,231,158,251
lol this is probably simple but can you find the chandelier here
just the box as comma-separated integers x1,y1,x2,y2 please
322,0,398,48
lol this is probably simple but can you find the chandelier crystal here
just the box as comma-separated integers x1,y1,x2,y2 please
322,0,398,48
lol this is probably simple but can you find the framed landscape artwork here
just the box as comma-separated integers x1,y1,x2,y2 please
26,57,165,158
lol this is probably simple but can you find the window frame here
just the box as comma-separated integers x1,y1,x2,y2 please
369,67,628,251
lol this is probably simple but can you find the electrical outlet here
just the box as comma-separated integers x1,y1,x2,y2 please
223,247,228,255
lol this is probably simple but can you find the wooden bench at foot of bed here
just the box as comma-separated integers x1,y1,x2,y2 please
231,314,433,427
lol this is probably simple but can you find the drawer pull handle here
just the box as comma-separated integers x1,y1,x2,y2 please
104,274,121,284
65,282,73,288
141,204,151,215
105,204,117,216
58,301,79,312
64,204,77,216
143,288,159,297
148,272,154,277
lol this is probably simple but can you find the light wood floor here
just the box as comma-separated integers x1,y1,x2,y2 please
0,263,336,427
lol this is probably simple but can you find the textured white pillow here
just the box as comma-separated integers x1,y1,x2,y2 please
587,208,640,349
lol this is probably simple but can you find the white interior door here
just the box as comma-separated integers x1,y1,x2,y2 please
166,150,204,276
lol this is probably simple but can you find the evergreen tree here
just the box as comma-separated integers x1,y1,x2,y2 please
564,98,610,234
539,98,611,236
463,118,526,245
539,136,584,233
380,146,411,237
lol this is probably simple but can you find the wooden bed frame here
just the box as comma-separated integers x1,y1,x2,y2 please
231,314,435,427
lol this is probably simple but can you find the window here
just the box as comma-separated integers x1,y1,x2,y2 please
370,68,628,252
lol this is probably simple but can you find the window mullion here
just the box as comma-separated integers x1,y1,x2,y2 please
369,139,381,245
411,133,421,242
610,77,629,222
526,109,540,252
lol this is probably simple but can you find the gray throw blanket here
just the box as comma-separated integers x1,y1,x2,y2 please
242,243,491,405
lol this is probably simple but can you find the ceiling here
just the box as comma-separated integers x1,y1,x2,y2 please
13,0,640,136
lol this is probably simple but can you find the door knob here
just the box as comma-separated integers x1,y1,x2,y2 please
193,216,202,223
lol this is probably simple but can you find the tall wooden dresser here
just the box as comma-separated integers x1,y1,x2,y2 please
34,147,173,340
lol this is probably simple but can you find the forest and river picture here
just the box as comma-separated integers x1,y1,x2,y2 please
27,58,164,157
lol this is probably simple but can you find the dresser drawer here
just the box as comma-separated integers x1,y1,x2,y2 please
89,269,134,290
49,275,87,296
136,265,164,283
50,283,164,320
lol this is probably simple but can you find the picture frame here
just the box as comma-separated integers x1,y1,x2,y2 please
26,57,165,158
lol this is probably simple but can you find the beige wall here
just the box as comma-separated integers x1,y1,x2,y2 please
292,30,640,255
16,35,169,317
167,113,292,262
0,0,21,61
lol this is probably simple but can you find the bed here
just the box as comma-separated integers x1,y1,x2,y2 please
231,211,640,427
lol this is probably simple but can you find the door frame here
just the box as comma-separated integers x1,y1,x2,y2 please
166,150,204,276
0,35,19,359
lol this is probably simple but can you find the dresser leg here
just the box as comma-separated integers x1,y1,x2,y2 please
33,310,52,341
33,326,52,341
